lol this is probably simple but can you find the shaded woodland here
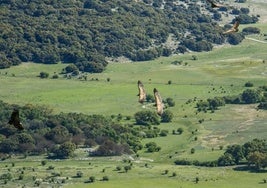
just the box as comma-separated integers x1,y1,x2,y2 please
0,100,174,159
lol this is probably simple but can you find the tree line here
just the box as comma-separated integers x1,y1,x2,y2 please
0,0,258,72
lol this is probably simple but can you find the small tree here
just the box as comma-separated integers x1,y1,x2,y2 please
41,160,47,166
195,177,199,184
177,128,184,135
102,176,109,181
161,110,173,122
39,72,49,78
18,174,24,180
64,64,78,73
244,81,253,87
124,165,131,173
89,176,95,183
159,129,168,137
166,97,175,107
145,142,161,152
76,171,83,178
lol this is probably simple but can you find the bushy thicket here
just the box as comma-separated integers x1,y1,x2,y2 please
0,101,138,158
0,100,175,158
0,0,258,71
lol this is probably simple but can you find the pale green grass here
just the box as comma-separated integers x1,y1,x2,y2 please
1,158,266,188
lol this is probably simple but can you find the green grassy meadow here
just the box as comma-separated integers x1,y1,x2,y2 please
1,1,267,186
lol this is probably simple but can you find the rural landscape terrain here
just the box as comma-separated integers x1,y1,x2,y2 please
0,0,267,187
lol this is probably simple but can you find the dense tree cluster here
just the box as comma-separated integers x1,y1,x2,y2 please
0,100,174,158
218,139,267,171
0,0,258,71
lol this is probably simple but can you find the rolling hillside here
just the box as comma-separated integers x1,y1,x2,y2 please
0,0,258,71
0,0,266,187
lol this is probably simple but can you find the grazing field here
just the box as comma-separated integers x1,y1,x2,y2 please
0,156,267,188
1,39,266,187
1,1,267,187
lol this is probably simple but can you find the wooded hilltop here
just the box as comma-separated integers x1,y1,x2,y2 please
0,0,259,72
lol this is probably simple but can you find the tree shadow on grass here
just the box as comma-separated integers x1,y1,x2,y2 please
233,165,267,173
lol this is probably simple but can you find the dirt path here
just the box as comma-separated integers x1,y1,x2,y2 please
245,37,267,44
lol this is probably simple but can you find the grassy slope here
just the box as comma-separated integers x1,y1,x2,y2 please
0,37,267,187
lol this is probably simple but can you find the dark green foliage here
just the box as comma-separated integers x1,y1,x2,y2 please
39,72,49,79
218,139,267,170
207,97,225,110
102,176,109,181
0,100,151,157
145,142,161,152
124,165,131,173
227,33,244,45
242,139,266,159
225,144,244,164
0,0,248,71
181,39,213,52
195,177,199,184
161,110,174,123
165,97,175,107
240,8,250,14
223,95,242,104
241,89,262,104
89,176,95,183
0,173,12,181
242,27,261,34
134,110,160,126
41,161,47,166
197,97,225,112
159,129,168,137
174,159,218,167
244,81,254,87
64,64,79,74
238,14,259,24
146,94,155,103
177,128,184,135
51,141,76,159
76,171,83,178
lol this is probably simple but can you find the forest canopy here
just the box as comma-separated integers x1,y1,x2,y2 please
0,0,258,72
